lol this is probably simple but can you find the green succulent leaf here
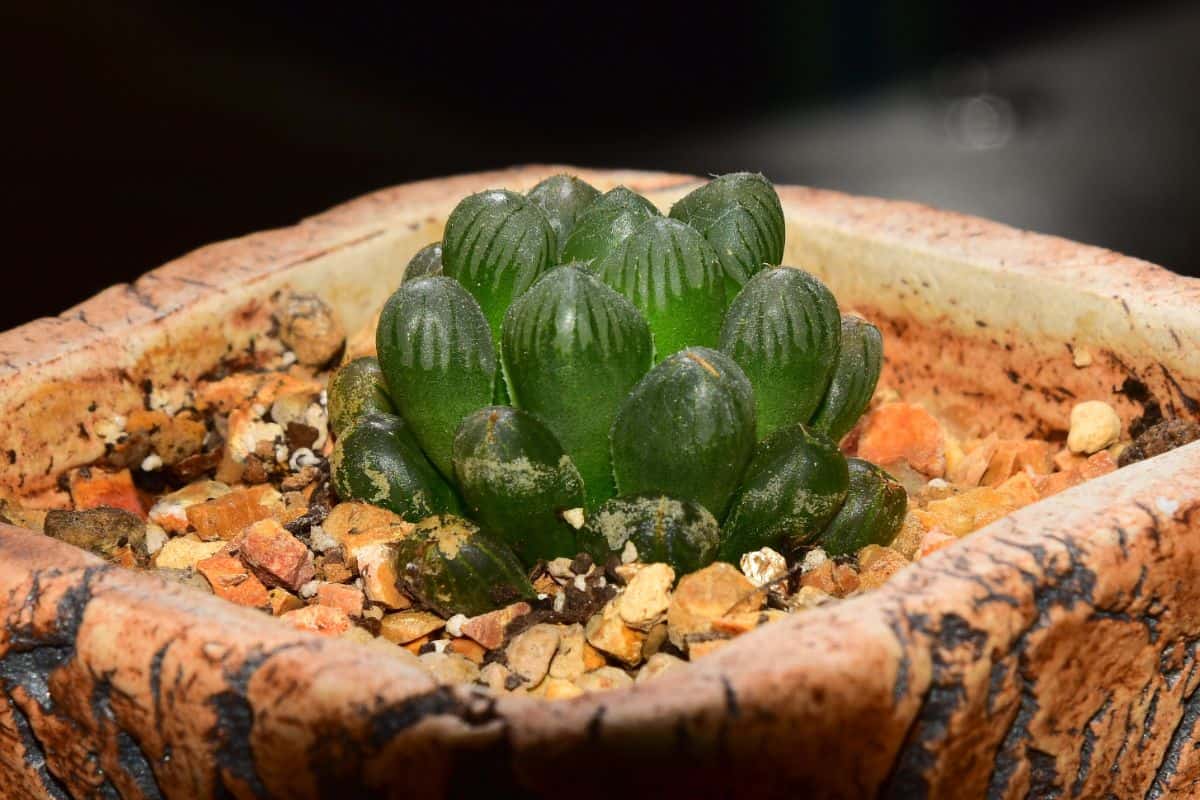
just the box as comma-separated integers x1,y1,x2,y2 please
331,413,461,521
392,515,535,617
816,458,907,556
452,406,585,565
577,493,719,575
595,217,727,361
327,356,396,437
610,347,756,519
669,172,785,293
441,189,557,341
560,186,660,264
808,315,884,442
720,423,849,561
719,267,841,440
502,264,653,509
401,242,444,284
527,174,601,256
376,276,496,479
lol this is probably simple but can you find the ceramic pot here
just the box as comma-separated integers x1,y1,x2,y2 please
1,167,1198,799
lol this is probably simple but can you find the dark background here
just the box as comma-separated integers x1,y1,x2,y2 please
3,1,1198,331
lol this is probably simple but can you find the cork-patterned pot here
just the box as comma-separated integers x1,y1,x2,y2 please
1,167,1199,799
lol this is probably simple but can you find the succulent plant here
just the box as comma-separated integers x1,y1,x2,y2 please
331,172,901,615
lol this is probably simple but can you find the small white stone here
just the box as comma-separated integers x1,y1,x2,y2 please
288,447,322,471
740,547,788,587
561,507,585,530
445,613,468,638
298,579,320,599
573,574,588,592
280,350,298,366
430,638,449,653
144,522,168,556
926,478,951,490
140,453,164,472
1072,346,1094,368
801,547,828,574
1067,401,1121,455
546,557,575,582
536,593,549,601
94,415,127,446
620,540,639,564
308,525,339,553
552,592,566,613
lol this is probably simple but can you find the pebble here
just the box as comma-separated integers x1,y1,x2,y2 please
154,535,224,570
542,677,585,700
323,501,414,568
615,562,674,631
445,613,468,638
276,292,346,367
636,652,686,684
478,662,513,693
356,543,411,609
575,667,634,693
548,623,588,681
185,485,284,541
460,601,531,650
236,518,316,591
419,652,480,684
196,554,270,608
380,611,446,644
505,624,561,687
317,582,365,618
280,605,352,637
44,507,147,562
585,600,647,666
267,587,305,616
666,562,764,652
740,546,788,588
1067,400,1121,455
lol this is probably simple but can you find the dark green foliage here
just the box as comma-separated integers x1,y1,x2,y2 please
527,174,601,256
392,515,535,617
809,315,884,442
721,423,849,560
453,406,585,565
327,356,395,437
669,172,785,292
330,413,461,521
577,493,720,575
816,458,907,556
560,186,659,264
719,268,841,440
502,264,653,509
611,347,756,520
595,217,727,360
376,276,496,478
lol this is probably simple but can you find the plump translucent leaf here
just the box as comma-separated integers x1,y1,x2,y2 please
719,267,841,440
808,315,883,442
596,217,727,361
441,189,557,341
453,406,585,565
401,242,444,284
577,493,719,574
560,186,659,264
527,174,601,257
376,276,495,478
502,264,652,509
610,347,756,519
816,458,907,556
669,172,785,292
720,423,849,560
327,356,396,437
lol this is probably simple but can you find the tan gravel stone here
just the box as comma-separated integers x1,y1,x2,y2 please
1068,400,1122,455
276,292,345,366
667,562,764,651
419,652,480,684
857,545,911,590
186,485,284,541
636,652,687,684
380,611,446,644
148,480,231,534
317,582,364,618
548,624,587,681
585,601,646,666
542,677,584,700
615,562,674,631
323,502,414,567
154,535,224,570
478,662,513,693
196,553,269,608
356,543,411,609
506,624,561,687
267,587,304,616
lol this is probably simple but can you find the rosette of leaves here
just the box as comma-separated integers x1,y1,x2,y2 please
330,171,901,616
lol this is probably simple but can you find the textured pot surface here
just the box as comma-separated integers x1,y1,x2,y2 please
1,166,1199,798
